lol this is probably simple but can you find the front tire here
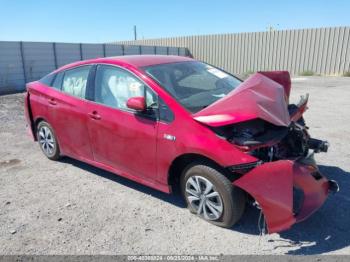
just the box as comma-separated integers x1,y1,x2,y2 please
36,121,60,160
180,162,245,228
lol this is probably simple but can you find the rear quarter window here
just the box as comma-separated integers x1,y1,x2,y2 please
39,73,56,86
52,72,64,90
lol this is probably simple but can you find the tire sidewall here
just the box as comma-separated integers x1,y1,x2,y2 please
181,163,245,227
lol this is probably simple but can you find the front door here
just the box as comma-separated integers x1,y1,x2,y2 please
86,65,158,180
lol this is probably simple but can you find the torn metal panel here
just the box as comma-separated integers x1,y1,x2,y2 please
258,71,292,100
233,160,295,233
193,73,291,127
233,160,333,234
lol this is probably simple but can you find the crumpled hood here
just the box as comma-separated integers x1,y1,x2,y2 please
193,72,291,127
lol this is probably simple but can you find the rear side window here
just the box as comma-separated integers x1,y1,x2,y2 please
39,73,56,86
62,66,91,98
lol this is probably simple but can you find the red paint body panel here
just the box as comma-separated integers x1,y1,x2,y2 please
233,160,296,233
259,71,292,100
293,164,329,222
155,117,258,186
84,99,158,181
234,160,330,233
30,83,93,158
193,73,291,127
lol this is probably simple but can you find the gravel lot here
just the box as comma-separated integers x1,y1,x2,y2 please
0,76,350,255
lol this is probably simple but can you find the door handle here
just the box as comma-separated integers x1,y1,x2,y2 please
48,98,57,105
88,111,101,120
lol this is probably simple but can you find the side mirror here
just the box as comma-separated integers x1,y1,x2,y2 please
126,96,146,111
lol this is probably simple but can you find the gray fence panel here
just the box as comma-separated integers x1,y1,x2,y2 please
168,47,179,55
81,44,104,60
22,42,56,82
124,45,141,55
275,30,282,70
321,28,330,74
140,46,156,54
155,46,168,55
55,43,81,67
118,26,350,76
302,29,312,73
333,27,343,75
340,27,350,73
0,41,25,92
105,44,124,56
179,48,187,56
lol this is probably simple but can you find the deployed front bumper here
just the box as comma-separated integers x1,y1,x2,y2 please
232,156,338,233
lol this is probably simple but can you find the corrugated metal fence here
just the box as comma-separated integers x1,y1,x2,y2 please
0,41,188,94
118,27,350,76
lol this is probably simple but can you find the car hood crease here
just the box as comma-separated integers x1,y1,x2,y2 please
193,73,291,127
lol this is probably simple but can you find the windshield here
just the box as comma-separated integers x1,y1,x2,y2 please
143,61,242,113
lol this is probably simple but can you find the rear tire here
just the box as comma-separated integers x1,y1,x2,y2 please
36,121,60,160
180,162,245,228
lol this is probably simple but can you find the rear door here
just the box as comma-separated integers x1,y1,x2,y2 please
85,64,158,180
45,65,94,160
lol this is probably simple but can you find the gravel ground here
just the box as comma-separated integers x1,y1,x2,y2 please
0,76,349,255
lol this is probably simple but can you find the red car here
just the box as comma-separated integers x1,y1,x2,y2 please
24,55,338,233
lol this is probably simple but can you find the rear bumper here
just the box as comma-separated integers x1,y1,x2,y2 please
24,91,36,141
233,157,338,233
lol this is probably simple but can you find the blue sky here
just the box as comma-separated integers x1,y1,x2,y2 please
0,0,349,43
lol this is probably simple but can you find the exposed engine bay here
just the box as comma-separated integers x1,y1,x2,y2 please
212,111,329,163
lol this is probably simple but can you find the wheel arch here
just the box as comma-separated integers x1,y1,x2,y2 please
26,116,48,141
34,117,59,147
34,117,48,133
167,153,233,193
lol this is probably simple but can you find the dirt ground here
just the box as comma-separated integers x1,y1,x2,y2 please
0,76,350,255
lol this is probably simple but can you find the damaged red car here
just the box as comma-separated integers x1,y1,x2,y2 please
24,55,339,233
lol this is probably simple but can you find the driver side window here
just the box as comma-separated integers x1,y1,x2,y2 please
94,65,157,110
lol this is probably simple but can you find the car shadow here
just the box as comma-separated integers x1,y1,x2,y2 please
60,158,350,254
233,165,350,254
59,157,186,208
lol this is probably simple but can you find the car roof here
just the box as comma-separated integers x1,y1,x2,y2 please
55,55,194,72
108,55,194,67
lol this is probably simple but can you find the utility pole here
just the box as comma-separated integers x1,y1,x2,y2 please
133,25,137,40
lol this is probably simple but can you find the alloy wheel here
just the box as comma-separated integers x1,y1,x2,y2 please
185,175,223,220
38,126,55,156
